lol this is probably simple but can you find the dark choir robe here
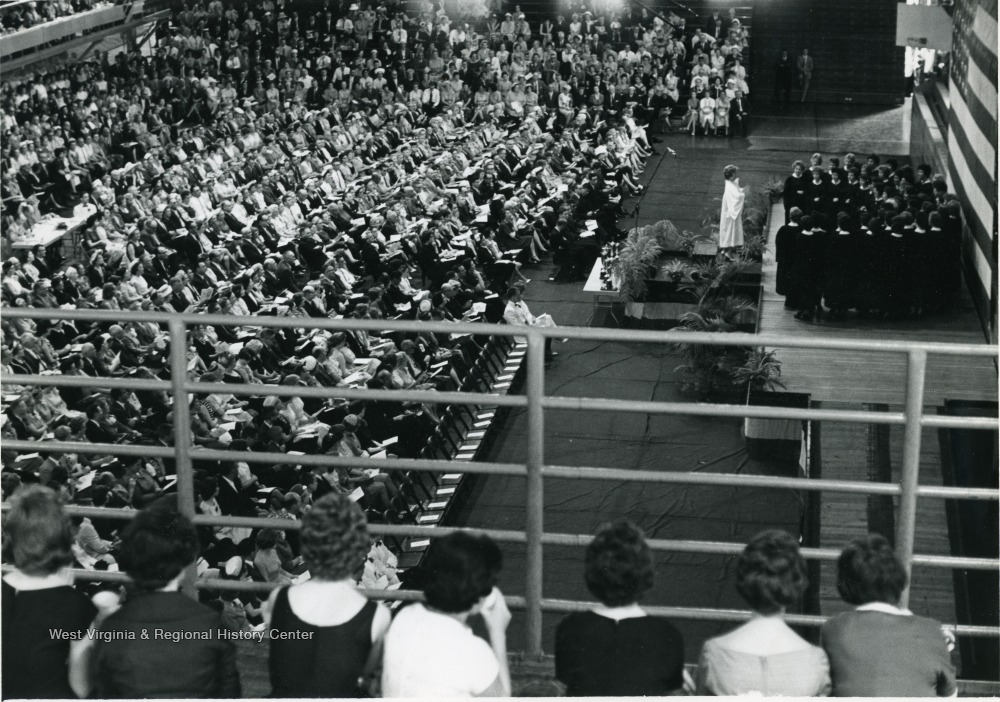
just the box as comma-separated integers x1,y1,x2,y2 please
823,227,857,312
790,227,824,312
880,229,908,315
773,221,799,297
925,226,947,305
803,178,829,224
855,227,880,312
782,174,807,221
827,178,849,218
940,213,963,304
905,228,934,311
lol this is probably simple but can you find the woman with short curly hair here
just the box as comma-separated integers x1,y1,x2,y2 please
696,529,830,695
821,534,956,696
266,493,391,697
555,520,685,696
2,485,103,699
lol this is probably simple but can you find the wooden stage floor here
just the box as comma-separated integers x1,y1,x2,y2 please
759,203,996,406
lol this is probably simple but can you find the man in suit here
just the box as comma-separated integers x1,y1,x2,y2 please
730,89,750,138
706,10,725,39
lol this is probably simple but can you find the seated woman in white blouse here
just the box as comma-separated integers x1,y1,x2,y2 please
697,530,831,696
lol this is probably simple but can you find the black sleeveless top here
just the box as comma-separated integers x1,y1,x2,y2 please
268,586,376,698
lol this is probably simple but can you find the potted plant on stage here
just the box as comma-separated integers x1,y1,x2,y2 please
606,230,662,322
733,348,810,463
671,295,758,399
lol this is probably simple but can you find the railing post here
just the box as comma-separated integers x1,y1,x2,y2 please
168,319,197,599
524,330,545,656
896,348,927,609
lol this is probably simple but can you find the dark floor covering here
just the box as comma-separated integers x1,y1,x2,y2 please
451,125,806,658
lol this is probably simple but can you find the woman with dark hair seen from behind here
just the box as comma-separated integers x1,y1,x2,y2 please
266,493,391,697
697,529,830,695
2,485,111,698
382,531,511,697
555,521,685,696
91,506,241,698
821,534,956,697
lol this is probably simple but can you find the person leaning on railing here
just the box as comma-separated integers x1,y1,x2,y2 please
554,520,687,696
821,534,957,697
696,529,831,696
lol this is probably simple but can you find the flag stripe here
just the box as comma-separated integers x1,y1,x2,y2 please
973,4,998,58
948,127,994,263
950,87,997,178
966,57,998,125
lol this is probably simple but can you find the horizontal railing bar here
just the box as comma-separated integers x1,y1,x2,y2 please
538,598,1000,636
185,381,526,407
185,448,529,475
1,439,178,458
24,507,997,571
2,307,997,356
541,465,1000,500
921,414,999,429
5,374,996,430
5,440,996,501
0,374,172,391
14,564,995,637
6,374,997,433
543,396,907,424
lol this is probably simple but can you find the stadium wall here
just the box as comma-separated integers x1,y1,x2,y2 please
750,0,906,105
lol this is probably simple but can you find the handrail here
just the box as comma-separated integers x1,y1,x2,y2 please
1,306,997,656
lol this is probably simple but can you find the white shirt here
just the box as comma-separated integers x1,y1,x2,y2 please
381,603,499,697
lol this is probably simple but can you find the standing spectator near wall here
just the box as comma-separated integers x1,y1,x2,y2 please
775,50,794,106
798,49,814,102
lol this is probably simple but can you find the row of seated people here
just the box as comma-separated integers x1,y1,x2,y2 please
775,152,965,322
0,0,110,35
3,486,958,698
0,0,743,220
0,8,653,590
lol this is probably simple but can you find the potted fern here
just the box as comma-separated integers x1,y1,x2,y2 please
671,296,758,399
736,348,811,463
606,229,662,321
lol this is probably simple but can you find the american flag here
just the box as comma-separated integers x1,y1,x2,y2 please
948,0,997,327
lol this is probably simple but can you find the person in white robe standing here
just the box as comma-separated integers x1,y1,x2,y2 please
719,164,746,255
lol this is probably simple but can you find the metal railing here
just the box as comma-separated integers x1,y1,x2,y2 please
1,307,999,656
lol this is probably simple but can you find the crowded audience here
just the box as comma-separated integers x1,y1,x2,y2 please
0,0,757,584
0,0,114,36
776,152,964,322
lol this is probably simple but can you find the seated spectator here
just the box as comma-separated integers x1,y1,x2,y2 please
1,485,108,699
696,529,831,696
821,534,956,697
555,521,686,696
382,532,511,697
92,506,241,698
252,527,295,585
266,493,391,697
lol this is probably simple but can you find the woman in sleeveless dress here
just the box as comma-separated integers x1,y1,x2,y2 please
266,493,391,697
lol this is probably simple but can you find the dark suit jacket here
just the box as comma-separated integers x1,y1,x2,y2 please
93,591,240,698
215,476,256,518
